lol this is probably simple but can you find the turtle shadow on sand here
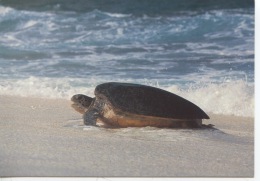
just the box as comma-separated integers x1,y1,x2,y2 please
70,82,210,129
65,117,230,143
197,124,227,135
102,123,227,143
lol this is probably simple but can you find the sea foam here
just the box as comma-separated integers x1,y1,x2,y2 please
0,77,254,117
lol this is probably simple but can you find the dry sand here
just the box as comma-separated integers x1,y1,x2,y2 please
0,95,254,177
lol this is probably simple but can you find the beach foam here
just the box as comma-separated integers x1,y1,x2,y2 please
166,80,254,117
0,76,254,117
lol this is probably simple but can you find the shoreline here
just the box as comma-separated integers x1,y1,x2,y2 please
0,95,254,177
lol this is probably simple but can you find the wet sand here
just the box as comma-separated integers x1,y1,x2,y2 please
0,96,254,177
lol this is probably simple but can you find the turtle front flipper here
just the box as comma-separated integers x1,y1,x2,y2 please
83,107,100,126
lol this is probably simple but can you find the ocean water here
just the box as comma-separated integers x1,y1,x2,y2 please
0,0,254,117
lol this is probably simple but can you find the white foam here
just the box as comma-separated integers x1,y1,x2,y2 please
21,20,38,29
0,77,254,117
104,12,131,18
0,34,23,47
0,6,12,16
0,76,95,99
165,80,254,117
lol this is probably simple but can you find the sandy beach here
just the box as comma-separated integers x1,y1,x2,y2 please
0,95,254,177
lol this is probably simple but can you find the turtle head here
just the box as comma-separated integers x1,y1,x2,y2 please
71,94,94,114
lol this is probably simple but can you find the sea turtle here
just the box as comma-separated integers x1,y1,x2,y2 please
71,82,209,128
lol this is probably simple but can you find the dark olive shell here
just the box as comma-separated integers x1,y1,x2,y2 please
94,82,209,119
